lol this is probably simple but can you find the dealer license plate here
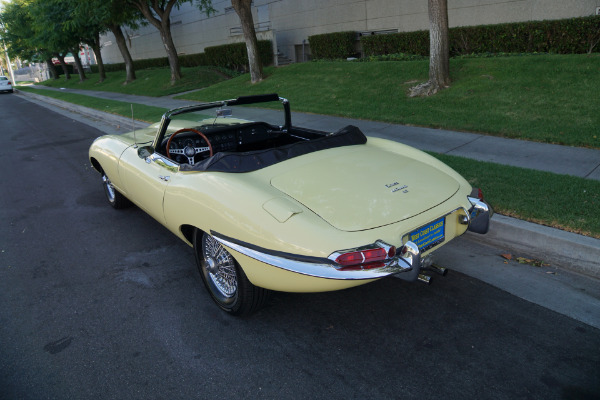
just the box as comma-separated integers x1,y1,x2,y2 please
408,217,445,252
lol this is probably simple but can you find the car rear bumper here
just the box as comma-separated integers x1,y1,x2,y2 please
212,232,421,281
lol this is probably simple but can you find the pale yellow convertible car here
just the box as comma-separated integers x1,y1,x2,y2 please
89,94,491,315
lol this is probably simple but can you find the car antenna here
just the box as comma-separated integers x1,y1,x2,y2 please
132,104,138,148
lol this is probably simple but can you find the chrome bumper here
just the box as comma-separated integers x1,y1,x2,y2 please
212,233,421,281
467,196,493,234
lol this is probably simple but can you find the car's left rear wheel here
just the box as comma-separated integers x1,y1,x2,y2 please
194,230,270,316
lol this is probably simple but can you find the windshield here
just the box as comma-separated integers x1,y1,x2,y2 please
169,101,285,129
154,94,290,149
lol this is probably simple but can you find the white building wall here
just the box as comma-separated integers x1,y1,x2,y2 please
99,0,600,64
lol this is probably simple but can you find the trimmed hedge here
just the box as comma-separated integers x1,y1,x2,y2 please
308,31,357,59
361,31,429,56
362,15,600,56
56,64,75,76
92,40,273,73
204,40,273,70
91,56,168,73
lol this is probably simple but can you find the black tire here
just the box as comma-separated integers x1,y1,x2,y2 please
102,173,131,209
194,230,270,316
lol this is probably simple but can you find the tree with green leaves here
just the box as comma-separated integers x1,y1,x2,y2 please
123,0,214,84
70,0,145,84
0,0,38,63
1,0,57,79
66,0,109,81
1,0,65,80
231,0,263,83
28,0,89,81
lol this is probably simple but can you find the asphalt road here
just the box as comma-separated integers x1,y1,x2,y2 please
1,93,599,400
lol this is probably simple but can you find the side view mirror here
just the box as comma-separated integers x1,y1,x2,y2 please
137,146,154,160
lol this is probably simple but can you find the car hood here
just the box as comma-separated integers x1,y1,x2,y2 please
270,146,460,231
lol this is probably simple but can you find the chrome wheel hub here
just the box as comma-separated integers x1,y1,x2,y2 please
203,235,238,298
206,256,218,274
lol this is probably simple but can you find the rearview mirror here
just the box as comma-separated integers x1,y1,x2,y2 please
216,108,232,117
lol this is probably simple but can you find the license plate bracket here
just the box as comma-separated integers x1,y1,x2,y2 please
408,217,445,252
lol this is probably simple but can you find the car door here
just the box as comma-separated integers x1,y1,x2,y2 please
118,146,178,225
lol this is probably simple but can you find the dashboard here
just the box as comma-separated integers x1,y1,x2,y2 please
161,122,289,165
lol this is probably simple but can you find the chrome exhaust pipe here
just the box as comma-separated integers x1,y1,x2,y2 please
419,255,448,278
428,263,448,276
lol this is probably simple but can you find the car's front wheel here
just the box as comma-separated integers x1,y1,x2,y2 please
194,230,270,316
102,173,131,209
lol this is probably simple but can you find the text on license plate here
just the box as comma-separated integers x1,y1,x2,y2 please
408,217,445,252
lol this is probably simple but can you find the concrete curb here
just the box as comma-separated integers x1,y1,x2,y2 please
16,89,149,131
468,214,600,278
16,89,600,278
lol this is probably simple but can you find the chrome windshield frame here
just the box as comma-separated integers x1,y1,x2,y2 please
152,94,290,150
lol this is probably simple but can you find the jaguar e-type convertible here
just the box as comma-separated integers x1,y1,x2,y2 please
89,94,492,315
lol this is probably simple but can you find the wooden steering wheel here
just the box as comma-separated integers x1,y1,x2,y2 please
165,128,213,165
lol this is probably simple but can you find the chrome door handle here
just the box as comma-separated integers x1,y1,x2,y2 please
159,175,170,182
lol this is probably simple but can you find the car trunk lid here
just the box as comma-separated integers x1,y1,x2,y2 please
270,146,459,231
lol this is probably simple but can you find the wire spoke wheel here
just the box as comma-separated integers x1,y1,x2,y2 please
194,230,271,316
202,234,238,298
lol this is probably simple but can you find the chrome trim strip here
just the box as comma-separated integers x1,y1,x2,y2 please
149,152,180,173
327,240,394,265
392,241,422,282
212,235,420,281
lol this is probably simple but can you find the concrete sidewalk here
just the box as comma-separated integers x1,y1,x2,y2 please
16,86,600,278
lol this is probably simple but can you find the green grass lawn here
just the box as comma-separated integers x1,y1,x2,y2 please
432,153,600,238
40,66,228,97
178,54,600,149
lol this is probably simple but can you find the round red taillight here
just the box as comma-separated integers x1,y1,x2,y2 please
399,245,409,257
388,246,396,258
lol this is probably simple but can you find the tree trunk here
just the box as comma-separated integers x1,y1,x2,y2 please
130,0,182,83
89,32,106,82
55,53,71,80
428,0,450,88
159,19,182,84
409,0,450,97
71,47,87,82
232,0,264,83
46,58,58,80
110,24,136,83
